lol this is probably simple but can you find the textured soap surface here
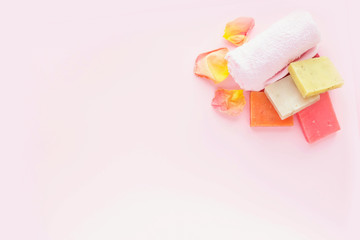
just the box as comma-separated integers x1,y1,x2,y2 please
289,56,344,98
264,75,320,120
297,92,340,143
250,91,293,127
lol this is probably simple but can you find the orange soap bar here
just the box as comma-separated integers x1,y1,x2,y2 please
297,92,340,143
250,92,293,127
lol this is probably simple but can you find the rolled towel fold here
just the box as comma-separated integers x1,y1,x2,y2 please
226,11,321,91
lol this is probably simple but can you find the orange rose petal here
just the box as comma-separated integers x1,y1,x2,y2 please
194,48,229,84
211,89,246,116
223,17,254,46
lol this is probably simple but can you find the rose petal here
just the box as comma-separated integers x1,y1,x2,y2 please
194,48,229,84
211,89,246,116
223,17,255,46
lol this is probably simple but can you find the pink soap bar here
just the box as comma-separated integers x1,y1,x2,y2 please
297,92,340,143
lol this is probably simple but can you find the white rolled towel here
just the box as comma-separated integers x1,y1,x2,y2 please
226,11,321,91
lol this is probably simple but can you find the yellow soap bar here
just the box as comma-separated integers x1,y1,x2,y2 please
288,57,344,98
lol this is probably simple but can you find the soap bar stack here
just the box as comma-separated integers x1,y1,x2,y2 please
253,55,343,143
193,12,344,144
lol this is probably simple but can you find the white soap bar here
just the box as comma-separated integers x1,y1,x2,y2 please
264,75,320,120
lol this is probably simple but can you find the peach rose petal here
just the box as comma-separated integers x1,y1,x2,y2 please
211,89,246,116
223,17,255,46
194,48,229,84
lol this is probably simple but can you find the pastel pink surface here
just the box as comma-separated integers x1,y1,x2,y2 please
0,1,359,240
297,92,340,143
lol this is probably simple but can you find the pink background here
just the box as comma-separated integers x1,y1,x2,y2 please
1,0,359,239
